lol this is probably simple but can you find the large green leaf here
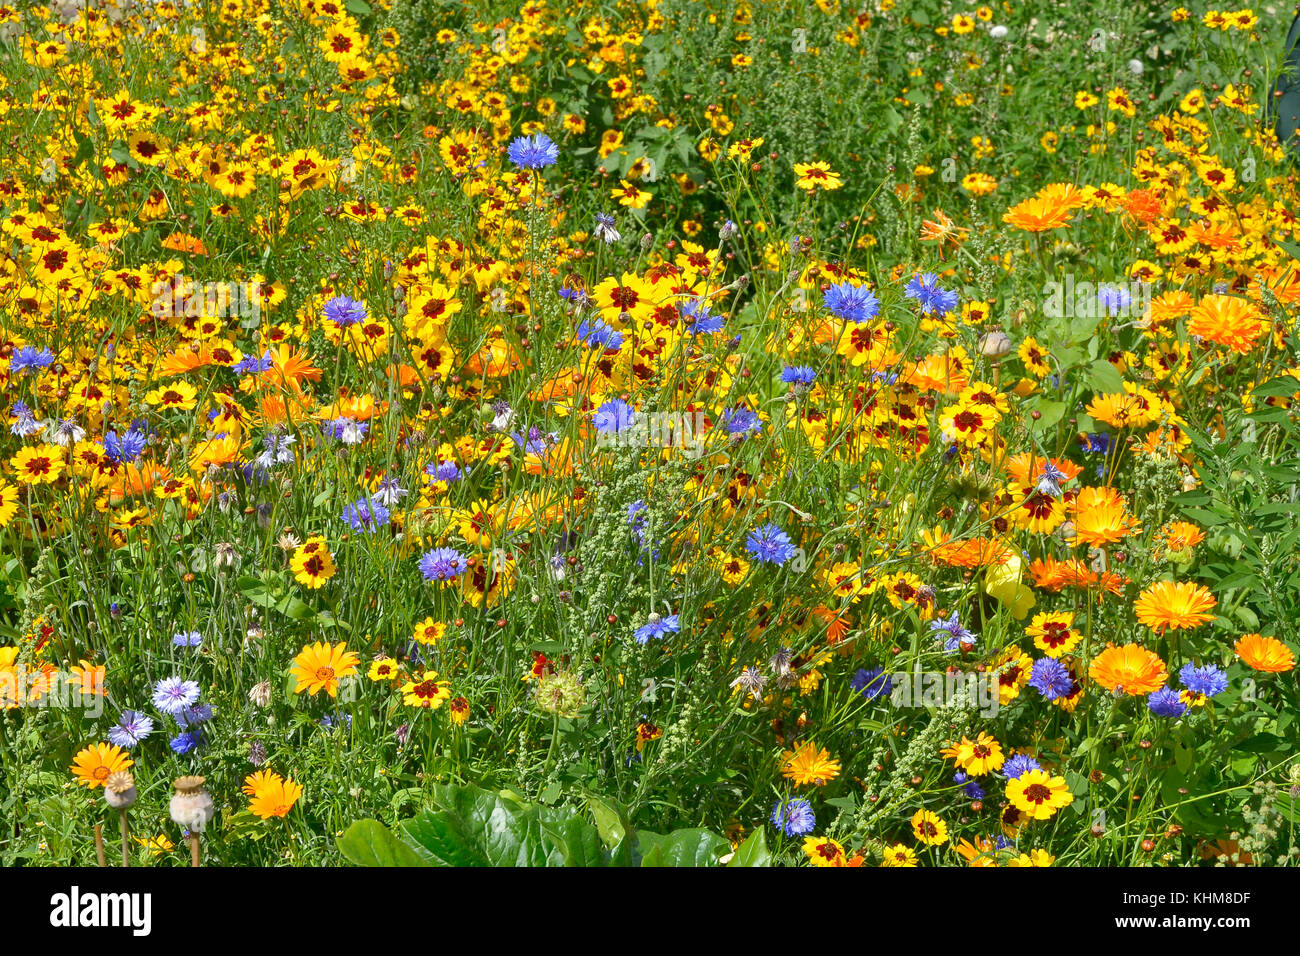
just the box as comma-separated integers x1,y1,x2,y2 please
337,820,431,867
634,828,731,867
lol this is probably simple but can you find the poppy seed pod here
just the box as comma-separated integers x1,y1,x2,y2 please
170,776,215,832
978,330,1013,360
104,771,137,809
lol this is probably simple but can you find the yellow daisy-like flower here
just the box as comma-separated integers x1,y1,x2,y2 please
413,618,447,645
71,743,133,789
793,161,843,191
911,808,949,845
802,835,848,866
11,444,64,485
1006,769,1073,820
780,741,842,787
1007,849,1056,866
400,669,451,709
368,657,400,682
289,641,359,697
290,536,336,589
881,843,918,867
940,732,1005,776
1024,611,1081,657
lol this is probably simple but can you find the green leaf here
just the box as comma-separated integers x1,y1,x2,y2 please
337,820,431,867
727,828,772,867
1086,359,1125,395
634,828,730,867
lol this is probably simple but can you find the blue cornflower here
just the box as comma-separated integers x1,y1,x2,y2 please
152,677,201,717
1179,662,1228,697
506,133,559,170
372,477,409,507
681,297,725,335
108,710,154,749
341,496,390,533
426,459,461,484
850,666,893,700
904,272,959,316
175,703,214,728
255,433,296,470
322,295,367,327
929,611,976,653
822,282,881,323
419,546,469,582
745,523,798,566
1028,657,1073,700
9,401,40,437
576,318,623,351
169,730,202,755
592,398,635,436
233,350,275,374
1081,432,1113,454
103,428,147,464
723,407,762,438
1036,461,1067,498
1097,285,1132,316
9,346,54,375
961,777,985,800
771,798,816,836
634,612,680,644
322,416,368,444
1148,687,1187,718
172,630,202,649
1001,754,1043,780
593,212,620,244
781,365,817,387
559,287,593,308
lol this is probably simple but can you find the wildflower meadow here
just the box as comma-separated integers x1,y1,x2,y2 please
1,0,1300,874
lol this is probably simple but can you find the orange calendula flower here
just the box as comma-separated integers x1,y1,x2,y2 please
1133,580,1216,633
290,641,360,697
245,771,303,820
1233,634,1296,673
1071,486,1142,548
1001,194,1073,232
1088,643,1168,695
1187,294,1267,354
780,741,842,786
71,743,133,789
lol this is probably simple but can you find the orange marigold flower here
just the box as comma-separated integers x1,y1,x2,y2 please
1187,294,1267,354
1134,580,1216,633
1233,634,1296,673
1088,643,1168,695
1001,195,1073,232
